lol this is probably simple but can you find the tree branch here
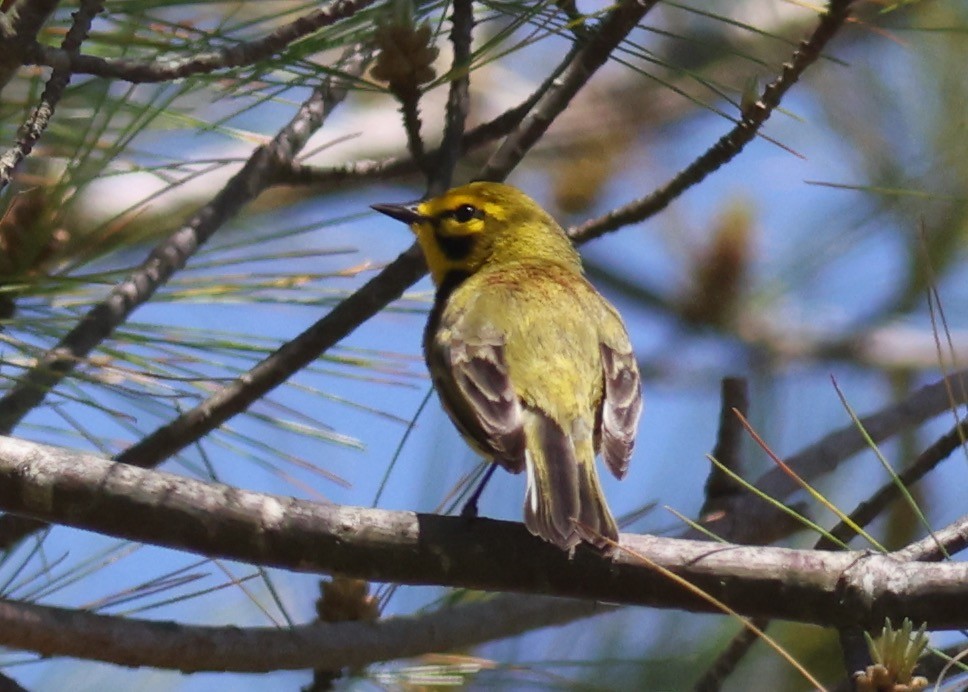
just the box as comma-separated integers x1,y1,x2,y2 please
894,514,968,563
25,0,375,84
694,368,968,545
570,0,855,243
0,0,103,189
0,591,607,673
60,0,849,518
0,46,370,434
0,436,966,632
0,0,60,95
701,378,750,518
478,0,661,181
693,399,968,690
815,415,968,551
112,242,426,470
427,0,473,195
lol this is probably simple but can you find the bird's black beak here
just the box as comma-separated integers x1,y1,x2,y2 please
371,202,426,225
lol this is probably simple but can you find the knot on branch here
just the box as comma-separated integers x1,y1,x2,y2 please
835,551,906,627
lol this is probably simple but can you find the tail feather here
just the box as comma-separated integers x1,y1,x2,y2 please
522,410,618,553
575,451,619,552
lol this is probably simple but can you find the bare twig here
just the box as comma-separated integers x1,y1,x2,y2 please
0,0,60,94
399,94,429,175
275,94,534,187
0,0,103,189
427,0,473,195
570,0,855,244
112,243,426,470
701,378,750,518
696,368,968,545
26,0,375,83
693,409,968,689
894,514,968,563
276,41,576,189
693,621,767,692
478,0,661,181
815,416,968,551
838,626,871,686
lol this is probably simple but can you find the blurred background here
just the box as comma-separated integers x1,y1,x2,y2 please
0,0,966,689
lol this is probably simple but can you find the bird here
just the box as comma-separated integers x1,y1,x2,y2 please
372,182,642,553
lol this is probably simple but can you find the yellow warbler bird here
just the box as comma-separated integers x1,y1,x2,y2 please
373,182,642,552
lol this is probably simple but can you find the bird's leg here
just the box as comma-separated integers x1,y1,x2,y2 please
461,463,499,520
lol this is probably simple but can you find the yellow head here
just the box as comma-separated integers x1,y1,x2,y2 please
373,182,581,285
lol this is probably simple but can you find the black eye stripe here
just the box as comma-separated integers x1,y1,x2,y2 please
440,204,483,224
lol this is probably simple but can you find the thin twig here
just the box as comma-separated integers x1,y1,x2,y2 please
693,408,968,689
838,626,871,685
398,93,429,176
814,417,968,551
0,0,104,189
478,0,661,181
701,378,750,518
276,94,533,187
0,589,604,674
692,368,968,545
427,0,473,195
112,243,426,470
26,0,375,84
0,47,370,434
0,0,60,94
276,42,577,188
693,619,768,692
569,0,855,244
894,513,968,563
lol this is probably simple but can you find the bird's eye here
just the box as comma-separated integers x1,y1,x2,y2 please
452,204,478,223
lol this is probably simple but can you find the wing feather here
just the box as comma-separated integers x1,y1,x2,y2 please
433,324,527,472
599,342,642,479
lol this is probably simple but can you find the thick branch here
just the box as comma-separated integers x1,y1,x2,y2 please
0,592,606,673
0,436,966,631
